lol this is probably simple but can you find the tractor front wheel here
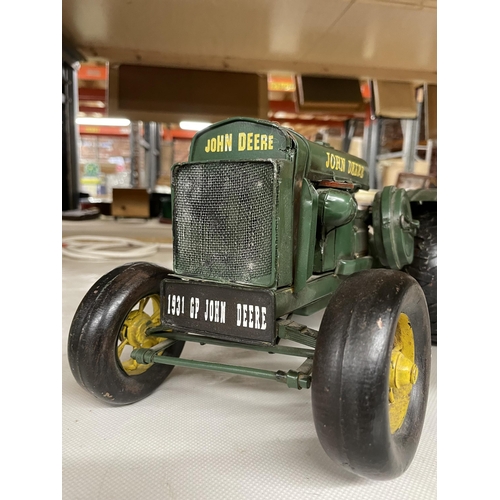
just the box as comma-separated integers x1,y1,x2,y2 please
312,269,431,480
67,262,184,405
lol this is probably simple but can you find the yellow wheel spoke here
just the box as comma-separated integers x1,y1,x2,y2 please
119,325,127,341
117,338,129,357
117,294,163,377
138,297,150,314
121,358,139,372
148,296,161,325
150,308,161,325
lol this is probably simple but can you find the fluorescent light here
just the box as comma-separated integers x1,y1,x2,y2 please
76,117,131,126
179,121,211,131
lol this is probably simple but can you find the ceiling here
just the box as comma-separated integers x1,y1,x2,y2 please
62,0,437,84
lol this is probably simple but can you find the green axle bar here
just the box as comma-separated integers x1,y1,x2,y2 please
146,327,316,357
132,327,317,390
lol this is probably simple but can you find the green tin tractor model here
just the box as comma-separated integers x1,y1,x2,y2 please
68,117,437,481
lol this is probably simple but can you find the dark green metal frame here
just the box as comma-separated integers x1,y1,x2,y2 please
152,117,422,392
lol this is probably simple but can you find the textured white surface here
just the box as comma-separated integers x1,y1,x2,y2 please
62,246,437,500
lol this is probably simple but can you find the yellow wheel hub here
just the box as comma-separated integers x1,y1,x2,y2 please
117,295,165,375
388,313,418,433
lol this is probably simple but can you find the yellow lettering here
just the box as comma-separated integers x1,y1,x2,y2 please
326,152,348,172
238,132,246,151
199,131,278,152
334,155,339,170
347,160,365,178
203,134,234,153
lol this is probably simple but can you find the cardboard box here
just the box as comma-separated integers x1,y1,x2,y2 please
378,159,430,187
112,188,150,218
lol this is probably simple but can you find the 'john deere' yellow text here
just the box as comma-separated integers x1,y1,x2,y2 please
347,160,365,178
238,132,274,151
203,132,275,153
204,134,233,153
325,152,365,179
325,152,346,172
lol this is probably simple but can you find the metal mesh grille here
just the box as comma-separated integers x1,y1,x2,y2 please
173,161,277,285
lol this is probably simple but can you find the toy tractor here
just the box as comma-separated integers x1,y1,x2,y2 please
68,117,436,481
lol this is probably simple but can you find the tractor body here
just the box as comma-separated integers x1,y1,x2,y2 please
161,117,415,346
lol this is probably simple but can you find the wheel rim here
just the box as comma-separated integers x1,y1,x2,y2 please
117,294,165,376
388,313,419,434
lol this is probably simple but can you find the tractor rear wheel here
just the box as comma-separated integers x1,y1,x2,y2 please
405,202,437,345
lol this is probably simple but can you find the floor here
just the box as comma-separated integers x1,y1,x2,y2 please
62,217,437,500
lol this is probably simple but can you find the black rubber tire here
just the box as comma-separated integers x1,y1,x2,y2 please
405,203,437,345
312,269,431,480
67,261,185,406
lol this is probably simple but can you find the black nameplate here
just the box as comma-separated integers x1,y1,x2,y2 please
161,279,276,345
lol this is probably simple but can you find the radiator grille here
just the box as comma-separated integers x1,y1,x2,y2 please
172,161,277,285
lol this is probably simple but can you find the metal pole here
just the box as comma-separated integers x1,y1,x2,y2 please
149,122,157,191
62,61,81,210
342,119,357,153
144,122,161,191
362,120,371,165
425,139,434,165
368,119,380,189
402,119,419,173
129,121,141,187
